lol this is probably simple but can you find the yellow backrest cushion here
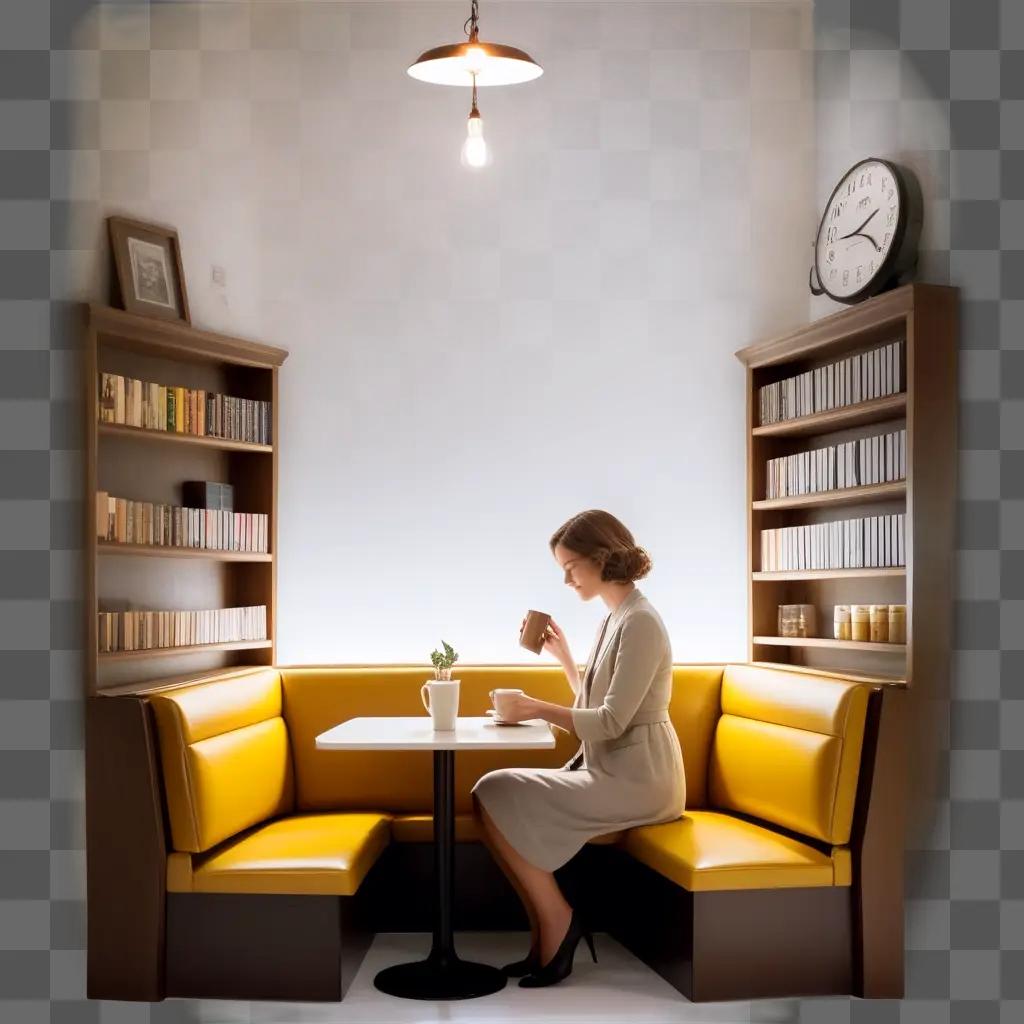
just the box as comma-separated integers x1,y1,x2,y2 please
669,665,724,808
150,669,294,853
281,667,580,813
157,668,284,743
708,665,870,844
281,665,717,813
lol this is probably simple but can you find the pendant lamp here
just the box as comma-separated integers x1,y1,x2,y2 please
407,0,543,87
408,0,541,168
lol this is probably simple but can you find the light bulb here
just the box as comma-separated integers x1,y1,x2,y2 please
460,109,490,168
464,45,487,76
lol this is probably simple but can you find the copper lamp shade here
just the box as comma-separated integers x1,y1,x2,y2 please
407,40,543,86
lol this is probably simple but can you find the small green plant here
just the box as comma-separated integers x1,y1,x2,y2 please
430,640,459,680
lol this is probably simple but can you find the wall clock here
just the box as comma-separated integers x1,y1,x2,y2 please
810,157,923,305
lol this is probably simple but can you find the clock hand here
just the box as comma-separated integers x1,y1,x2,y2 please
838,207,879,241
844,231,882,252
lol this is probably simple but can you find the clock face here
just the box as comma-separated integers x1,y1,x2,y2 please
815,159,903,302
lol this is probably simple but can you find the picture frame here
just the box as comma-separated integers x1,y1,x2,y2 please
107,215,191,325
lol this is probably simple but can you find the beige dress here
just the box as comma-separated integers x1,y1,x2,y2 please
472,587,686,871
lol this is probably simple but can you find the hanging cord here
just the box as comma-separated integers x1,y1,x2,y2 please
464,0,480,42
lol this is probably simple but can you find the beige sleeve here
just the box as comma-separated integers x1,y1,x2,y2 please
570,612,663,741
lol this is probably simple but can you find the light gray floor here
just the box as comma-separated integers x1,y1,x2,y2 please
134,931,804,1024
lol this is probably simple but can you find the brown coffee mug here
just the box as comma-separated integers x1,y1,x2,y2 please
519,609,551,655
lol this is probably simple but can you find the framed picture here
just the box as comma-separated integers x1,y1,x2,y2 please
108,216,191,324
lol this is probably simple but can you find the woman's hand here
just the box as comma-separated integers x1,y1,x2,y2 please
521,615,573,665
506,694,576,734
497,692,542,724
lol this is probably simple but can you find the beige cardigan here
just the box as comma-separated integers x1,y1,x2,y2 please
564,587,674,770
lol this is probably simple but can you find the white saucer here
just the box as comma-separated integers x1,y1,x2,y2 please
484,709,522,726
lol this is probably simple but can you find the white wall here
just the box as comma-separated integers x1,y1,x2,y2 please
67,1,815,665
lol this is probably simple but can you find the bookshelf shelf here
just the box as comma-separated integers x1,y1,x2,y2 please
752,568,905,581
95,665,270,698
97,541,272,562
752,393,906,438
98,422,273,454
736,283,957,687
752,635,907,654
85,303,287,696
88,303,288,370
748,661,907,687
98,640,273,662
752,481,906,512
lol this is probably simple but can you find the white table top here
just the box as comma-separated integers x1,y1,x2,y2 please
315,715,556,751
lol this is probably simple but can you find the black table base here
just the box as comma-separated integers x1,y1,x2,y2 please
374,954,506,1000
373,749,507,1000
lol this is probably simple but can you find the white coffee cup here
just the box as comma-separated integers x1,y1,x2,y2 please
489,687,524,722
420,679,459,731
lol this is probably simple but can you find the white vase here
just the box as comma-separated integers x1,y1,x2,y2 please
420,679,460,731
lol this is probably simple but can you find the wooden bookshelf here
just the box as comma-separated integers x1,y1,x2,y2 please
84,303,288,696
735,283,958,688
740,283,958,1001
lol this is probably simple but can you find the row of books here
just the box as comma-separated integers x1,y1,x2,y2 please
765,429,907,499
97,605,267,653
760,513,905,572
758,340,905,426
95,492,269,553
98,372,271,445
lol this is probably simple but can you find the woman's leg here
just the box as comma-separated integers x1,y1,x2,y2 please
471,794,542,956
474,796,573,965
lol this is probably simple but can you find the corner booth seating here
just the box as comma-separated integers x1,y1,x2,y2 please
85,662,897,1004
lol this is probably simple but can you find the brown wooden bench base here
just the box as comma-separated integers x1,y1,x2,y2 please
595,845,853,1002
166,889,373,1002
93,827,867,1003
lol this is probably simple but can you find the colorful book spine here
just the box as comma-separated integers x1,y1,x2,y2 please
97,372,271,444
97,605,267,654
95,492,269,553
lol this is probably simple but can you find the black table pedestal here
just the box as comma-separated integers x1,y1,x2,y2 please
373,749,507,1000
373,954,506,1001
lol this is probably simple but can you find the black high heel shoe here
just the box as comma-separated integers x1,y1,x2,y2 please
500,948,540,977
518,909,597,988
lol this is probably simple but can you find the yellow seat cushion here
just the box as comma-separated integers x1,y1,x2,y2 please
391,813,481,842
166,812,390,896
586,830,624,846
389,813,624,845
623,810,851,892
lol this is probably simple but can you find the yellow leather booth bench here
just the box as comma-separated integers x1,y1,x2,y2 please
85,662,894,1003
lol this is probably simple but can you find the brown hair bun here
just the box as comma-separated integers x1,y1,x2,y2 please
549,511,652,583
